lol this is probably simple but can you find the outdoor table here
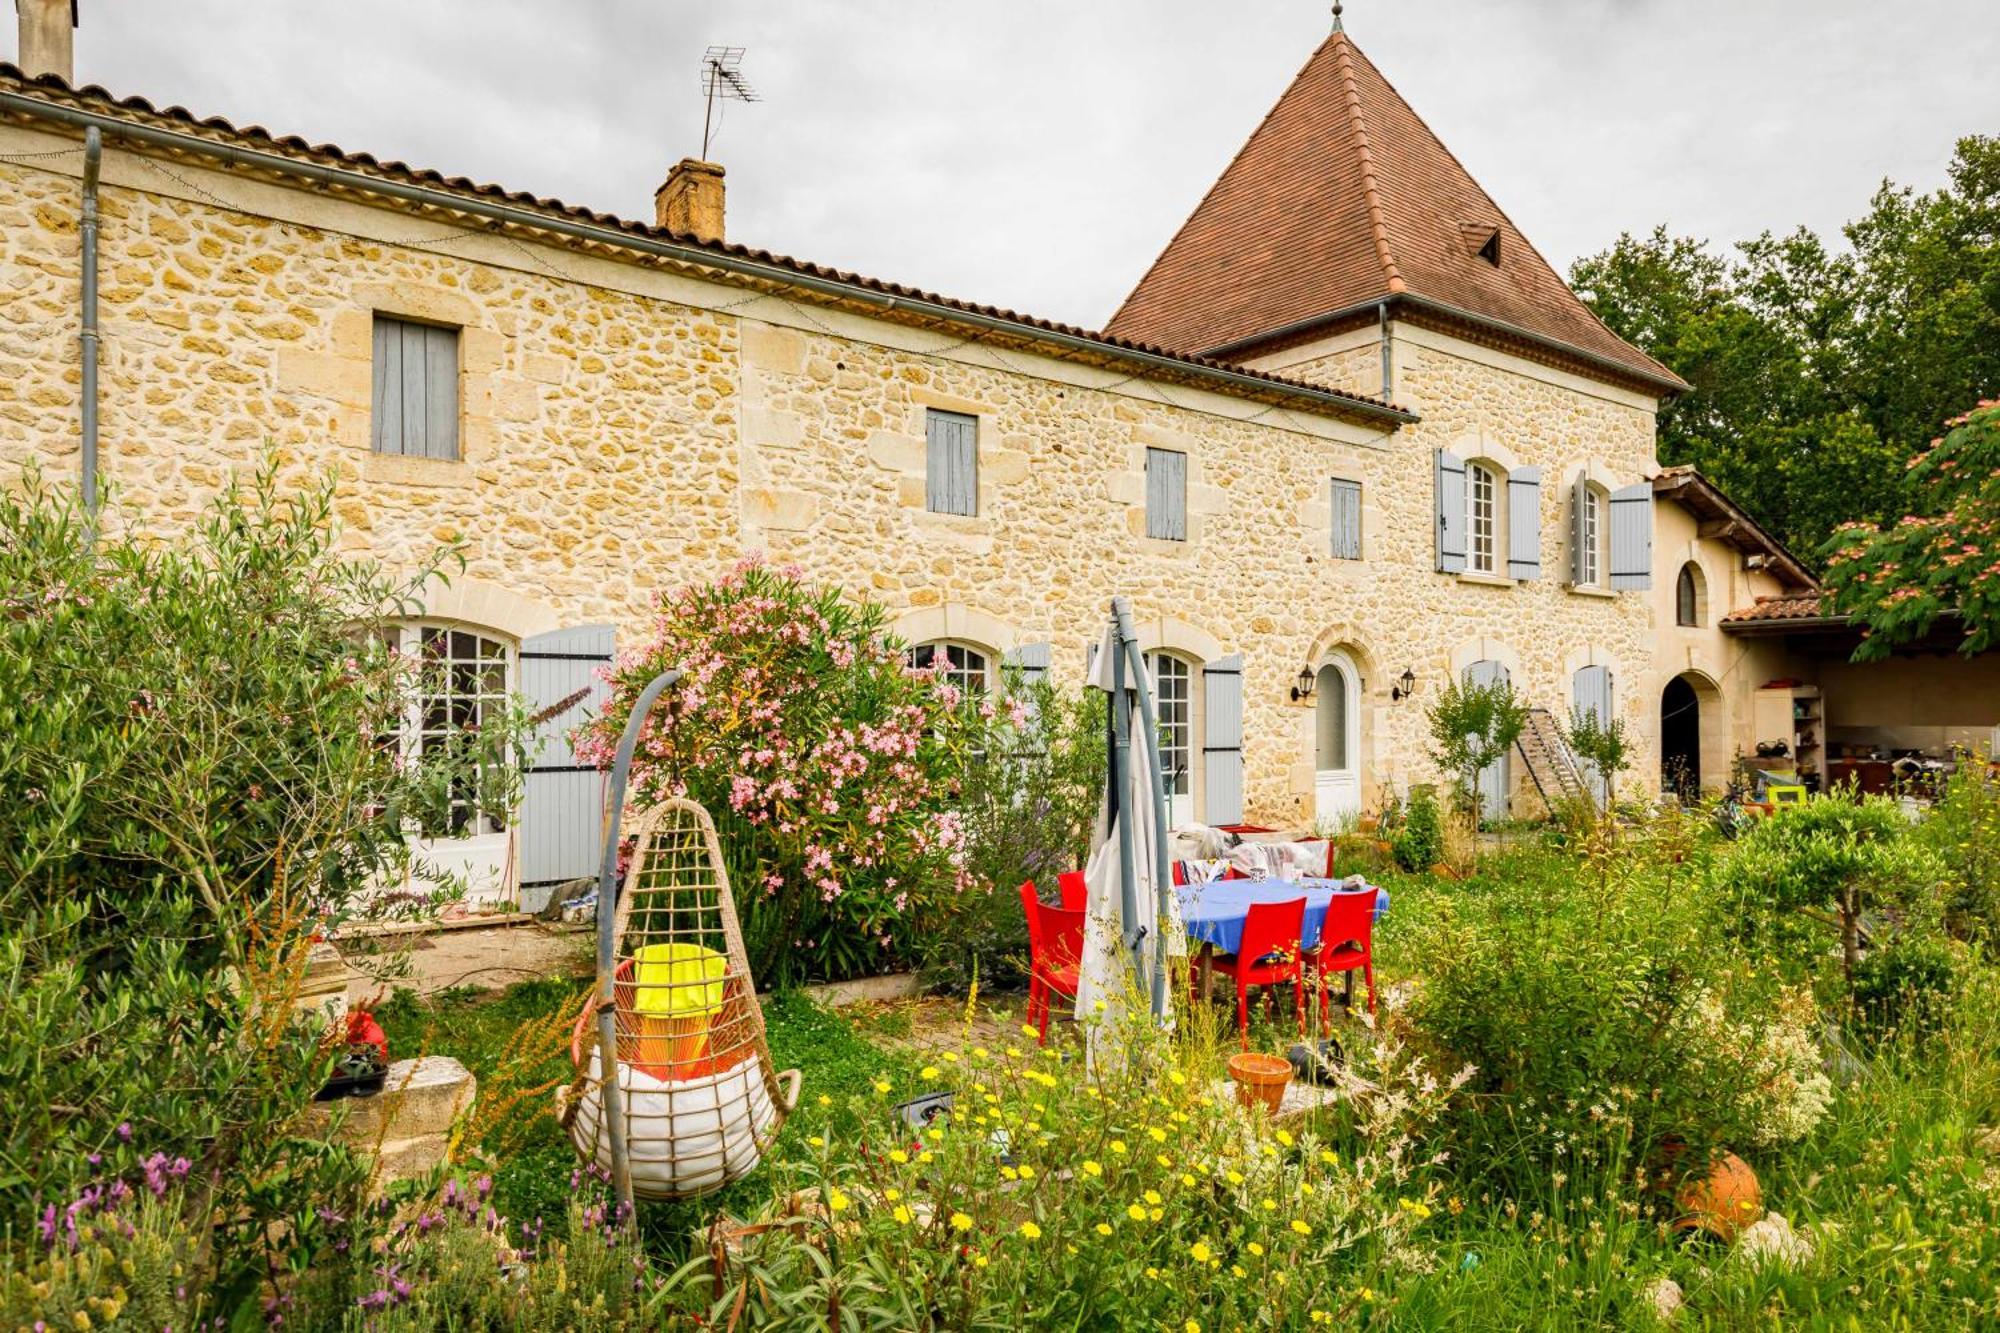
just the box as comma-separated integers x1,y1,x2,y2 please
1177,876,1387,1009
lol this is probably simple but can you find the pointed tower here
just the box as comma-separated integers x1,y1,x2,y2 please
1105,22,1683,394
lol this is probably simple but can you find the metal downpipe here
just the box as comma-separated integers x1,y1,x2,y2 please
80,126,100,516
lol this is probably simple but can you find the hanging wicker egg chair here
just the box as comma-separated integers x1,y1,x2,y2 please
555,670,799,1203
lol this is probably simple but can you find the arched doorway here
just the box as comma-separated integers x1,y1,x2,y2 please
1313,652,1361,826
1661,675,1702,797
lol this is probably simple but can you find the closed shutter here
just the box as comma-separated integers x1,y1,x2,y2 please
1200,655,1244,825
1464,659,1511,822
1434,449,1467,572
1330,478,1363,560
1608,482,1654,590
1573,664,1614,807
1506,466,1542,580
1002,641,1052,744
925,410,978,516
517,624,614,909
371,316,460,460
1145,448,1188,541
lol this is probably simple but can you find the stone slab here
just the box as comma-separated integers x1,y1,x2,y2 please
305,1055,476,1145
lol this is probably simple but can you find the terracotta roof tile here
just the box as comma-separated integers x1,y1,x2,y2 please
1720,593,1834,625
0,65,1413,424
1104,32,1684,392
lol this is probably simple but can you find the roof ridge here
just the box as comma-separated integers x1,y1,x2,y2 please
1329,32,1403,294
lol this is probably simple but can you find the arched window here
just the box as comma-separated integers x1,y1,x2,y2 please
1467,461,1502,575
1676,562,1704,627
1145,651,1196,827
397,622,514,836
1577,483,1608,588
906,641,991,697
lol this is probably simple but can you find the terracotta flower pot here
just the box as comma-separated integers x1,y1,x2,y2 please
1672,1151,1763,1242
1227,1052,1292,1116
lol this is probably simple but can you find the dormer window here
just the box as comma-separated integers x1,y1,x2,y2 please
1477,229,1501,266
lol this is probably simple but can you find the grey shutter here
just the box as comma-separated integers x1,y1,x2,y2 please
926,410,978,516
1434,449,1466,572
1573,665,1614,807
371,316,459,460
517,624,614,909
1464,660,1511,822
1001,641,1052,743
1330,478,1363,560
1506,466,1542,580
1608,481,1654,590
1569,473,1588,584
1200,655,1244,825
1145,448,1187,541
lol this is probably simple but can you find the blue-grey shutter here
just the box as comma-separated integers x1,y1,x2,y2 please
1003,642,1052,750
1573,665,1614,807
517,624,614,909
1464,660,1511,822
926,410,978,516
1569,473,1589,584
1200,655,1244,825
1434,449,1466,572
1506,466,1541,580
1145,448,1188,541
371,316,459,460
1608,481,1654,590
1330,478,1362,560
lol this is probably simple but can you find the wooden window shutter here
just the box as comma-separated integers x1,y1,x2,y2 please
926,409,978,516
1145,448,1188,541
371,316,460,460
1506,466,1541,580
516,623,615,908
1608,482,1654,590
1200,655,1244,825
1330,478,1363,560
1434,449,1467,572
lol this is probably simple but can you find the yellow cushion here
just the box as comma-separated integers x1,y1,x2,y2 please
632,942,727,1017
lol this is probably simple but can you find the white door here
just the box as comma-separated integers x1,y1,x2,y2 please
1314,654,1362,826
405,623,517,910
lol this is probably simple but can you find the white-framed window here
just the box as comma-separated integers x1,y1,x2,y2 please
906,641,991,698
1578,485,1605,587
1467,461,1500,575
1145,651,1195,827
394,622,514,836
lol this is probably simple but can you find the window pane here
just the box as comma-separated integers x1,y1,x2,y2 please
1314,665,1348,769
1468,464,1496,573
1147,653,1192,797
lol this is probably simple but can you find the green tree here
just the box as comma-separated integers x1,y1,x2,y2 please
1820,399,2000,657
1425,677,1527,823
1571,135,2000,560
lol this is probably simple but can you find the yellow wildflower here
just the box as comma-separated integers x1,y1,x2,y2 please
1019,1220,1043,1240
1144,1190,1163,1206
817,1094,832,1108
1110,1140,1129,1155
942,1052,960,1063
893,1204,914,1225
1156,1154,1173,1169
951,1212,974,1232
1248,1242,1265,1257
1275,1129,1294,1147
1226,1170,1245,1186
872,1079,892,1095
1001,1166,1019,1182
1231,1264,1248,1279
1189,1241,1212,1264
888,1149,909,1164
974,1252,989,1269
1291,1219,1312,1236
1179,1173,1196,1187
807,1136,825,1148
1318,1150,1338,1167
1148,1127,1168,1143
920,1066,941,1081
918,1150,934,1163
884,1188,902,1202
1017,1164,1036,1180
827,1189,850,1213
1127,1203,1148,1222
1096,1222,1114,1236
1169,1070,1187,1086
1149,1207,1164,1221
973,1046,990,1059
1083,1160,1104,1177
1261,1198,1277,1212
1021,1024,1040,1039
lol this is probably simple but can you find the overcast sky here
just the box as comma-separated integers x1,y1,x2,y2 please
29,1,1997,330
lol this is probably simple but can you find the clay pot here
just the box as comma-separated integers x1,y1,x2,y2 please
1672,1151,1763,1242
1357,817,1380,834
1227,1052,1292,1116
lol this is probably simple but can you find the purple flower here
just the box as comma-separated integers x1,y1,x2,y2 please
116,1121,132,1142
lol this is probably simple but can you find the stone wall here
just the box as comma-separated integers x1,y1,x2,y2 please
0,124,1672,829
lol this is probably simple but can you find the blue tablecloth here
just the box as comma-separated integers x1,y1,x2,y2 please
1176,877,1387,957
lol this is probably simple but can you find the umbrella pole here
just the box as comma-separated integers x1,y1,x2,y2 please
593,668,683,1217
1111,598,1175,1023
1109,614,1147,999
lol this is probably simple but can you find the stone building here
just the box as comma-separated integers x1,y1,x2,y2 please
10,14,1948,906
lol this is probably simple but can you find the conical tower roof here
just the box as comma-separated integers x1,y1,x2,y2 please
1105,28,1683,391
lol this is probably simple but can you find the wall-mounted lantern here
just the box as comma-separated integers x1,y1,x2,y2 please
1391,667,1419,702
1290,665,1317,702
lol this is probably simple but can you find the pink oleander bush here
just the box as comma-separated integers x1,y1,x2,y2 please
576,558,980,984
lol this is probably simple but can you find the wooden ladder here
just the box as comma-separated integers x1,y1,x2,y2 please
1516,707,1594,813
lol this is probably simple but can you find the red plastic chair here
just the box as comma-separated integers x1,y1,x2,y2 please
1308,889,1378,1028
1198,897,1307,1050
1019,881,1083,1046
1057,870,1087,912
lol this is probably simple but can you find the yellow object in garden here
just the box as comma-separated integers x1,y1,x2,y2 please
1767,784,1808,808
633,942,726,1017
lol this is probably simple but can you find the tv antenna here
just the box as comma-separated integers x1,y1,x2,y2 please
700,45,760,160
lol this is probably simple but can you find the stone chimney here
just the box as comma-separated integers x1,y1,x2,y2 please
653,158,725,244
15,0,75,83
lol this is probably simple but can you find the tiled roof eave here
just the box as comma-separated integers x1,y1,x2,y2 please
0,67,1416,427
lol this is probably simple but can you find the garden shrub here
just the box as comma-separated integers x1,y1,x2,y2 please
577,558,976,985
0,466,529,1310
1424,676,1526,822
1404,845,1830,1176
1391,786,1444,872
1920,752,2000,942
1851,932,1960,1040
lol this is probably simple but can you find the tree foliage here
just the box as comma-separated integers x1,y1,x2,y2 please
1572,135,2000,559
1425,677,1526,819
